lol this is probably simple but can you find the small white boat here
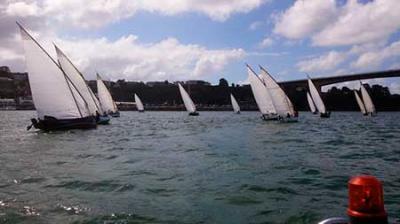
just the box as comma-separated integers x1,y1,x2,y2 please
307,92,318,114
247,64,278,121
259,65,298,122
230,94,240,114
308,77,330,118
18,22,96,131
358,81,377,116
97,74,120,117
134,94,145,112
178,83,199,116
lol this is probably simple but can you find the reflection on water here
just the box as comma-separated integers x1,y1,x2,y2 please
0,111,399,223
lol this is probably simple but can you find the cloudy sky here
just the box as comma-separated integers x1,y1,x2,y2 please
1,0,400,91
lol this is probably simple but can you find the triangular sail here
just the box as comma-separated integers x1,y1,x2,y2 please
230,94,240,113
178,83,196,113
55,45,97,116
307,92,317,113
354,90,367,114
259,66,295,116
360,82,376,114
18,23,82,119
247,65,276,115
308,78,326,114
134,94,144,111
97,74,117,114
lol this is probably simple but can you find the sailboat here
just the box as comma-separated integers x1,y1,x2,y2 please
134,94,145,112
354,90,367,116
247,64,278,120
178,83,199,116
97,74,120,117
18,23,96,131
308,77,330,118
259,65,298,122
55,45,110,125
358,82,376,116
230,94,240,114
306,92,318,114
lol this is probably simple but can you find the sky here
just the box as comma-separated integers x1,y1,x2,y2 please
0,0,400,92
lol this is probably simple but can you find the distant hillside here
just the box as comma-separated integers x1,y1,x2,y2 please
1,66,400,111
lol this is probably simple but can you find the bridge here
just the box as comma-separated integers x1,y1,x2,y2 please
278,69,400,92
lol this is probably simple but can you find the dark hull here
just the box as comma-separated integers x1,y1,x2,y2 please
97,115,110,125
138,110,145,113
110,111,120,117
262,114,278,121
320,112,331,118
189,112,199,116
32,116,97,131
234,111,240,114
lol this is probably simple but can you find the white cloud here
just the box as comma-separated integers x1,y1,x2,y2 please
52,35,245,81
313,0,400,46
3,0,269,29
258,37,273,48
273,0,337,39
351,40,400,69
297,51,346,73
6,1,41,17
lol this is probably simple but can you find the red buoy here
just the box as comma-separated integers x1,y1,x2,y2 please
347,175,388,224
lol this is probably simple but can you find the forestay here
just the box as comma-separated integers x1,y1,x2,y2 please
247,66,276,115
55,45,97,116
178,83,196,113
230,94,240,113
307,92,317,113
18,24,83,120
308,78,327,114
97,74,117,114
259,66,295,116
360,83,376,114
134,94,144,111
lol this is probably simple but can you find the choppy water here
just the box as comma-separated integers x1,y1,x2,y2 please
0,111,399,224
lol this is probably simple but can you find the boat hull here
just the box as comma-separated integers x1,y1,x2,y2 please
30,116,97,131
138,110,145,113
110,111,120,117
320,112,331,118
189,112,199,116
262,114,278,121
278,116,298,123
97,115,110,125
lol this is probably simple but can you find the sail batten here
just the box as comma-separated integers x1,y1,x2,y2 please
247,66,276,115
18,23,82,119
230,94,240,113
134,94,144,111
308,78,326,114
360,82,376,114
178,83,196,113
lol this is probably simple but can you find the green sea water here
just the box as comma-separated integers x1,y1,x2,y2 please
0,111,399,224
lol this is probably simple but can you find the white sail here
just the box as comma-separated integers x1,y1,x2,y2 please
178,83,196,113
97,74,117,114
230,94,240,113
354,90,367,114
55,45,97,116
308,78,326,114
18,23,83,120
259,66,295,116
360,82,376,114
88,87,103,114
134,94,144,111
247,66,276,115
307,92,317,113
